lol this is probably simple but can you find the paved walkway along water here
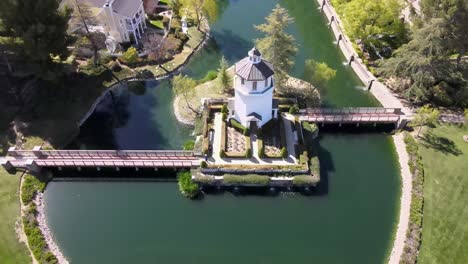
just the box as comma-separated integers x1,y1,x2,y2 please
388,133,413,264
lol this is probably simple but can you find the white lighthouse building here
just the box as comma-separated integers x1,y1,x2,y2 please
228,48,278,129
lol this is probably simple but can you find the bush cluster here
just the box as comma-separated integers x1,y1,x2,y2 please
401,132,425,263
310,156,320,179
21,175,46,205
280,147,288,158
177,171,199,199
289,104,299,114
292,175,317,186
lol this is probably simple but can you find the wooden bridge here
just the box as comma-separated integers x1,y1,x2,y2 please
299,107,404,127
1,147,199,173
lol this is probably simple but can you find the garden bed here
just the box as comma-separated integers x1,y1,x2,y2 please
257,116,288,158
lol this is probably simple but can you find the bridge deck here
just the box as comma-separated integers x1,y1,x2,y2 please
2,148,199,171
299,107,401,124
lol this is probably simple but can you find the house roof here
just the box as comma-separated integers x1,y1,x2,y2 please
112,0,141,17
235,57,274,81
247,112,262,121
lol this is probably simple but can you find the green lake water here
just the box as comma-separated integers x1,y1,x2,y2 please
45,0,400,263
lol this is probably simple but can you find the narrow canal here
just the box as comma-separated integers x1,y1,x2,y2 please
45,0,400,263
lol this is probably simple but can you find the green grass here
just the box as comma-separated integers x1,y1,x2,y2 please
149,19,164,29
0,168,30,264
418,125,468,264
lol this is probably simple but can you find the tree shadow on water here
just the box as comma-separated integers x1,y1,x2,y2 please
307,136,334,196
420,132,463,156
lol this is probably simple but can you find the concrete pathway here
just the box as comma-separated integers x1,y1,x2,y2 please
388,133,413,264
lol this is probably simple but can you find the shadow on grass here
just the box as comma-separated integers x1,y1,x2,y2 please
420,132,463,156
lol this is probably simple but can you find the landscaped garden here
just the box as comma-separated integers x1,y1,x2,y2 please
257,117,288,158
221,117,252,159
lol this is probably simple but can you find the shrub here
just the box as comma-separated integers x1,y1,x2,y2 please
245,148,252,158
299,150,309,165
199,70,218,83
183,140,195,150
177,171,199,198
310,156,320,179
258,138,265,158
222,112,227,121
219,149,226,158
289,104,299,114
280,147,288,158
21,175,46,205
221,104,228,114
121,47,139,65
171,17,182,31
200,161,207,168
293,175,317,186
223,175,270,185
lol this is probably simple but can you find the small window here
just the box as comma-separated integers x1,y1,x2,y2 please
241,78,245,85
253,81,257,90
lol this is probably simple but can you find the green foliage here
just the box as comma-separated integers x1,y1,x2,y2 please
221,104,228,114
288,104,299,114
221,112,227,121
280,147,288,158
292,175,317,186
401,132,425,263
335,0,406,47
219,149,226,158
411,105,440,137
173,74,198,113
464,109,468,124
223,175,270,185
217,56,231,93
304,59,336,88
0,0,72,72
199,70,218,83
379,16,468,107
230,119,249,135
299,150,309,165
183,140,195,150
245,148,252,158
177,170,199,198
255,4,297,88
21,175,46,205
310,156,320,179
121,47,139,65
200,161,207,168
258,138,265,158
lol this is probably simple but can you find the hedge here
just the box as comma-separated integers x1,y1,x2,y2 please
220,120,226,153
280,147,288,158
310,156,320,179
230,118,249,135
223,175,270,185
401,132,425,264
257,138,265,158
292,176,317,186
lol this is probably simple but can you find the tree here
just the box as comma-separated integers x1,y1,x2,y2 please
180,0,218,30
420,0,468,67
255,4,298,90
379,18,468,107
0,0,72,72
216,56,231,93
304,59,336,88
173,74,199,114
121,47,139,64
411,105,440,137
339,0,406,47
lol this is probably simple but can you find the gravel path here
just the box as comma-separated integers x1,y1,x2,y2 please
388,133,413,264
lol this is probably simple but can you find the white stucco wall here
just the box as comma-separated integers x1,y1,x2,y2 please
234,87,274,128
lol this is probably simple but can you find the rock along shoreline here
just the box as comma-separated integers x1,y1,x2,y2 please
34,192,70,264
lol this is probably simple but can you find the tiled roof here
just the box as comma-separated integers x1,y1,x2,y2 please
235,57,274,81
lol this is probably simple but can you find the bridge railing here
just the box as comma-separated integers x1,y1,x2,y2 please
8,149,195,159
299,107,401,115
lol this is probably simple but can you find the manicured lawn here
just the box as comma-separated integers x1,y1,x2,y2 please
418,124,468,264
149,19,164,29
0,168,30,264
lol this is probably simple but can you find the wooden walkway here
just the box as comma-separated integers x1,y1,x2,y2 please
1,148,199,172
299,107,402,126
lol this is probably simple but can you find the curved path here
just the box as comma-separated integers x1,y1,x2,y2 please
389,134,412,264
313,1,415,263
